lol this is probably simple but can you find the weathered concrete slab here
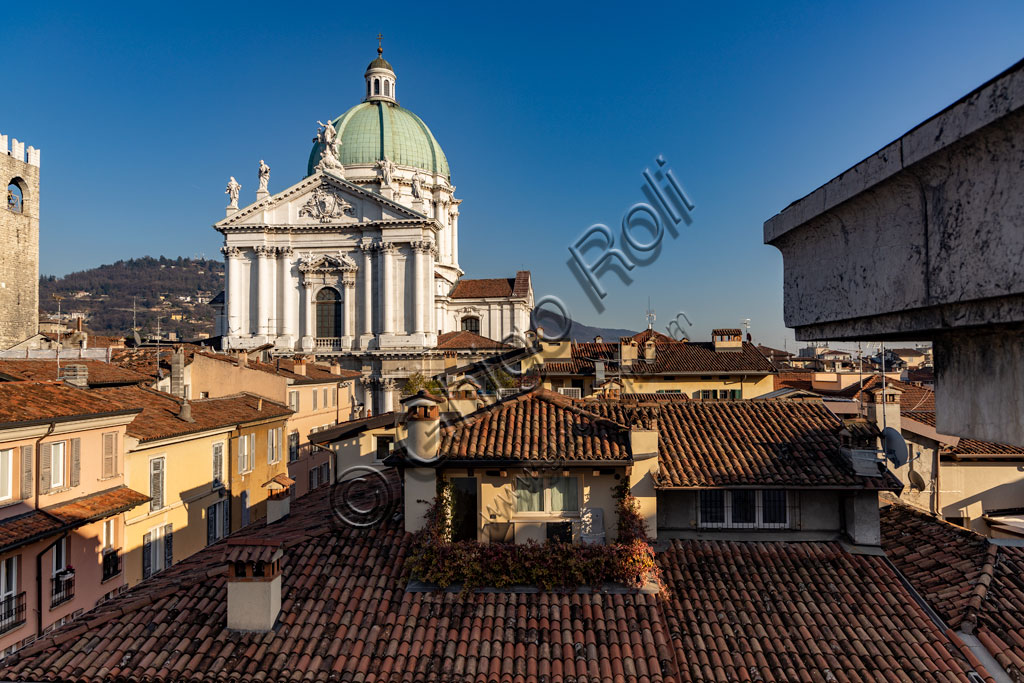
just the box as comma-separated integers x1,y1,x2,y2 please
765,58,1024,447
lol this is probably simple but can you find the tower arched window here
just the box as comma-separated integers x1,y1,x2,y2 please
384,80,390,97
316,287,342,338
374,78,380,95
6,180,24,213
461,316,480,334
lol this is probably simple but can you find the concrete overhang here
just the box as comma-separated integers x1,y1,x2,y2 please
764,58,1024,447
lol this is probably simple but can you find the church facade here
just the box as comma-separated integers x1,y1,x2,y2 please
215,48,533,412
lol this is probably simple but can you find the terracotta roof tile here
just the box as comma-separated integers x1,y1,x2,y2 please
436,330,511,350
882,501,1024,680
544,340,775,376
903,411,1024,457
426,389,633,462
450,271,531,300
93,385,291,442
0,359,149,386
0,381,139,426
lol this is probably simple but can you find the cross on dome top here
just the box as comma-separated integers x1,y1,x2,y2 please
365,38,396,103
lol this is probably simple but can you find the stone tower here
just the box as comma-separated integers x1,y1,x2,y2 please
0,132,41,348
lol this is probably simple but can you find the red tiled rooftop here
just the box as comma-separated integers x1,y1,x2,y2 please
882,501,1024,680
450,270,531,299
544,340,776,376
0,381,139,426
435,330,511,350
0,486,149,554
903,411,1024,457
0,359,150,386
94,385,291,442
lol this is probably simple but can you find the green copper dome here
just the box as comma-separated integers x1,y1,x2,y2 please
307,101,450,179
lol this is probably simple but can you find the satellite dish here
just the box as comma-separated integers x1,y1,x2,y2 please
882,427,909,467
132,330,142,346
909,470,926,491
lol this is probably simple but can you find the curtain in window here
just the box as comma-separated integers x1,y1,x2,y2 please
550,477,578,512
516,477,543,512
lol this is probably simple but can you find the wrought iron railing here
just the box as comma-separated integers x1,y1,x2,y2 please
51,571,75,607
0,593,26,634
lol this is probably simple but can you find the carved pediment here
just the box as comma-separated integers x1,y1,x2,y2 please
298,185,355,222
298,251,358,273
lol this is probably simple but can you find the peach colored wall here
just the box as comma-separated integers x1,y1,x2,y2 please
189,355,287,402
286,380,358,497
230,418,290,531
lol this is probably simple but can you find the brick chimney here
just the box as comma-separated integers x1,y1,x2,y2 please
712,329,743,353
865,384,902,434
170,347,186,398
225,539,283,632
62,364,88,388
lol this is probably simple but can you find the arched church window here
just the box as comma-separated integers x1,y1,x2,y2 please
6,180,24,213
384,80,390,97
374,78,380,95
316,287,342,338
461,316,480,334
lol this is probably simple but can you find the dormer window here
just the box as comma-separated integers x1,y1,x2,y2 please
698,489,792,529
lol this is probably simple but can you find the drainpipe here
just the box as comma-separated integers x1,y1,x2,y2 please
35,532,67,637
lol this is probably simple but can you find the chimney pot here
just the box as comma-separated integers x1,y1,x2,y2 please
62,364,89,388
178,400,194,423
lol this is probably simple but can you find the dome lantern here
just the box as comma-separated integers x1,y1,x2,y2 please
365,38,396,103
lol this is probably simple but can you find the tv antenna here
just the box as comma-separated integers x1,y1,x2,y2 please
52,294,64,378
645,298,656,330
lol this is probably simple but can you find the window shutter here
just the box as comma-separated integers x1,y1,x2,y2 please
69,438,81,487
102,433,116,478
207,505,216,545
142,533,152,579
150,459,164,511
267,429,272,464
20,445,32,499
212,444,223,486
222,501,231,537
164,524,173,568
39,443,51,494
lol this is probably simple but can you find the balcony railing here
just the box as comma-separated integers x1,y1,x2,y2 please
0,593,26,634
102,550,122,582
315,337,342,350
51,571,75,607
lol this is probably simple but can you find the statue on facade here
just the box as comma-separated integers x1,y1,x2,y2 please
376,156,396,188
257,160,270,193
411,174,423,199
314,119,343,170
225,176,241,208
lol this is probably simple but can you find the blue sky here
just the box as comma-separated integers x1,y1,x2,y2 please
4,1,1023,348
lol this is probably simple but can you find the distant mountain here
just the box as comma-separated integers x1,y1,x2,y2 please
39,256,224,339
531,310,635,342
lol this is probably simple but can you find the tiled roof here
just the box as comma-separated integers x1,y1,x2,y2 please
428,389,633,462
1,484,994,682
0,381,139,427
648,400,898,489
882,501,1024,679
308,412,397,445
0,486,150,554
711,328,742,336
903,411,1024,457
93,386,291,442
0,484,673,683
756,344,794,359
543,340,775,376
450,271,531,299
774,374,936,412
622,329,674,344
618,393,690,402
659,538,980,682
0,359,150,386
435,330,511,350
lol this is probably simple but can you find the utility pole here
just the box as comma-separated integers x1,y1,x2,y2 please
52,294,64,378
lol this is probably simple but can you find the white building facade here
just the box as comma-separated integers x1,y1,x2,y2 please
215,48,533,411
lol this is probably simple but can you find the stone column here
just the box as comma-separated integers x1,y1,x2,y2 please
382,378,396,413
411,241,427,334
381,242,396,337
342,273,355,346
428,246,438,335
278,247,295,346
254,245,274,339
359,240,375,346
301,281,315,352
221,246,243,339
451,208,459,267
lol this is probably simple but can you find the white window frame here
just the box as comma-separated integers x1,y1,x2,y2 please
52,538,66,576
267,427,281,464
50,441,66,489
0,449,12,502
698,489,790,529
102,519,115,550
0,556,16,602
148,526,166,573
513,475,581,517
288,390,299,411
